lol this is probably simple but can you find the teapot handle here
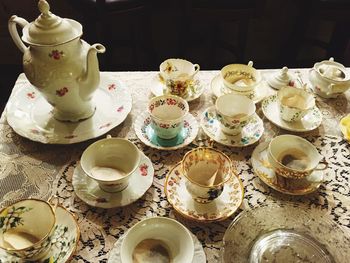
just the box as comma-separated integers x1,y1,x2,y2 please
8,15,29,53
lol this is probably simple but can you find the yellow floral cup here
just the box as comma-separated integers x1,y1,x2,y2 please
340,114,350,141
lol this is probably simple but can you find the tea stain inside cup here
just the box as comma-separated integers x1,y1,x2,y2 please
90,166,126,181
281,94,308,109
3,230,41,250
132,238,172,263
277,149,310,170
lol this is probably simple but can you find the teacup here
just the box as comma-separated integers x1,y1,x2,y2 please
277,86,315,122
221,61,262,95
0,198,56,260
148,95,189,139
182,147,232,203
215,94,256,135
120,217,194,263
81,135,140,192
268,135,327,179
159,58,200,97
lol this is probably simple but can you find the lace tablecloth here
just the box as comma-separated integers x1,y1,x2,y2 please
0,70,349,262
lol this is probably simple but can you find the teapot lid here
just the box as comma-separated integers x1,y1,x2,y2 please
22,0,82,45
266,67,301,90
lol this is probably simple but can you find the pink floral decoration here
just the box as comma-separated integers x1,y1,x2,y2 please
56,87,69,97
49,50,64,60
27,92,35,99
108,84,116,91
117,106,124,112
140,164,148,176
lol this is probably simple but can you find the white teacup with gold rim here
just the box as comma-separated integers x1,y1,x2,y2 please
268,135,328,179
159,58,200,97
215,94,256,135
0,198,57,260
221,61,262,94
182,147,232,203
81,135,140,192
148,94,189,139
277,86,315,122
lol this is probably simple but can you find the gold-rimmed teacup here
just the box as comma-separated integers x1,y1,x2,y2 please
268,135,328,179
181,147,232,203
0,198,58,260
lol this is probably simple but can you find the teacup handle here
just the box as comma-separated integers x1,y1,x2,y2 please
192,64,200,78
315,160,328,171
48,195,59,212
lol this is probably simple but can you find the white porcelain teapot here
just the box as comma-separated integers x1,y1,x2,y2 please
8,0,106,122
309,57,350,98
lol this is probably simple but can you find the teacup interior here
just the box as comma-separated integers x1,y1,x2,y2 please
81,139,140,182
183,148,232,186
278,87,315,110
221,64,261,88
0,199,55,250
149,97,188,121
121,218,193,263
160,59,195,79
216,94,255,118
269,136,321,171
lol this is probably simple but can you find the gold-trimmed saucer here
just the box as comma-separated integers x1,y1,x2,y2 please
165,162,244,222
251,142,324,195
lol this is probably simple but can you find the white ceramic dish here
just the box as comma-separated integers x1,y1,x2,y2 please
107,228,206,263
262,95,322,132
135,111,198,150
200,107,264,147
150,74,204,102
211,74,271,104
0,206,80,263
6,73,132,144
165,162,244,222
72,151,154,208
120,217,194,263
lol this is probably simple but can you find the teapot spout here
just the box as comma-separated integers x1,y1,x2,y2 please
79,43,106,99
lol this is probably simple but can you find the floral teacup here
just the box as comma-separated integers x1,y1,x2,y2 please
215,94,256,135
182,147,232,203
0,198,57,260
277,86,315,122
159,58,200,97
148,95,189,139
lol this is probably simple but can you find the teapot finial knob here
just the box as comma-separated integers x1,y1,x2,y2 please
281,66,288,75
38,0,50,16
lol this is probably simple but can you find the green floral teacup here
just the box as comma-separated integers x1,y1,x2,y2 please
148,95,189,139
277,86,315,122
182,147,232,203
0,198,57,260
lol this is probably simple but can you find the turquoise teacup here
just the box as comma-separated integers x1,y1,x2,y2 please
148,95,189,139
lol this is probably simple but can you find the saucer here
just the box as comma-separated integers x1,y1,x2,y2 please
0,206,80,263
200,107,264,147
107,226,206,263
72,152,154,208
221,202,350,263
150,74,204,102
6,73,132,144
135,112,199,150
251,142,323,195
165,162,244,222
262,95,322,132
211,74,271,103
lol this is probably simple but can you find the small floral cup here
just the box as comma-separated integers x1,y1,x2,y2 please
159,58,200,97
277,86,315,122
182,147,232,203
215,94,256,135
148,95,189,139
0,198,57,260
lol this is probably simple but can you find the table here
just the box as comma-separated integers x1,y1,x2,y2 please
0,70,349,262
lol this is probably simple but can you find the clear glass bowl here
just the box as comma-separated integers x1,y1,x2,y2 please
221,202,350,263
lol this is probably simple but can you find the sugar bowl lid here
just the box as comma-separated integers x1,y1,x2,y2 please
22,0,82,46
266,67,301,90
